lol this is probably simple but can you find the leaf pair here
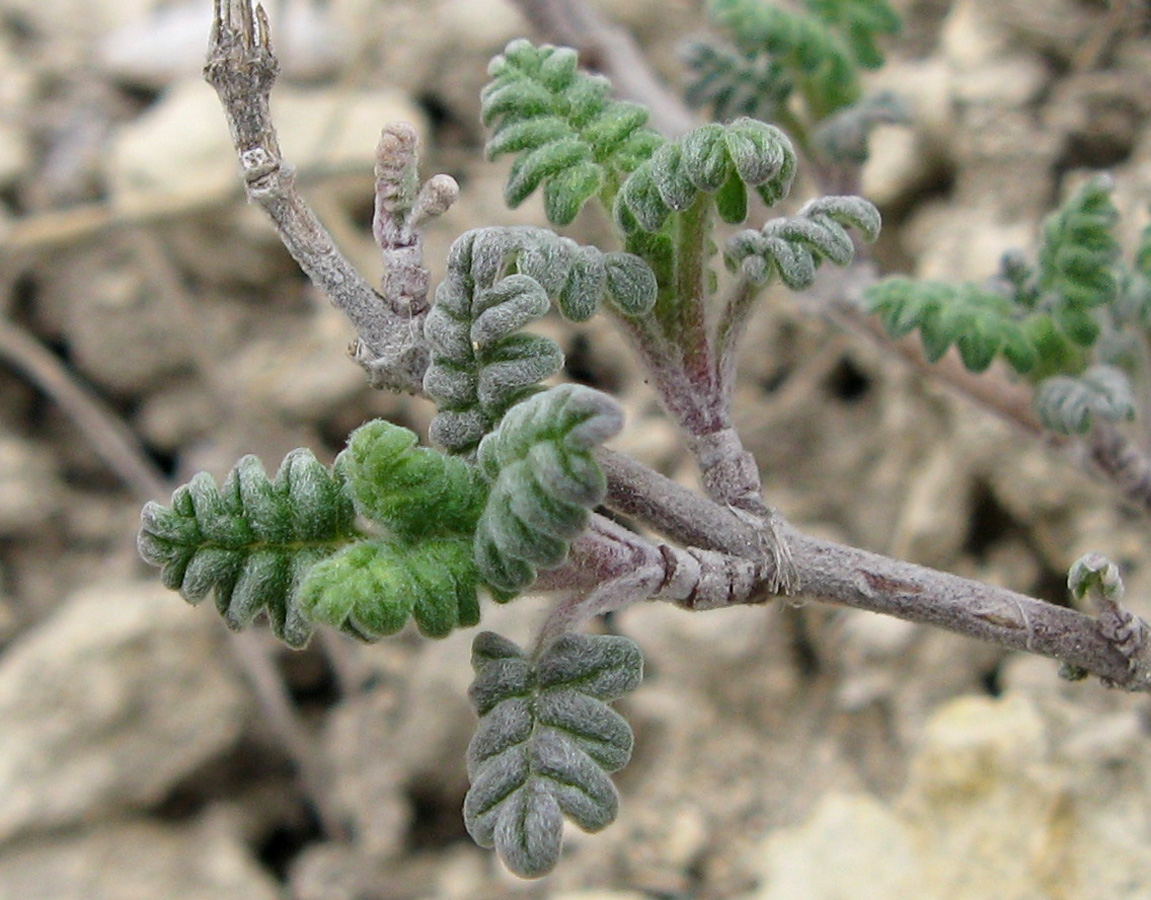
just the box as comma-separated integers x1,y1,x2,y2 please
299,421,488,639
465,630,643,878
866,176,1125,379
139,420,491,645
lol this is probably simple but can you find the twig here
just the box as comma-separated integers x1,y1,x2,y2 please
784,525,1149,690
203,0,427,393
0,316,169,502
601,448,1151,689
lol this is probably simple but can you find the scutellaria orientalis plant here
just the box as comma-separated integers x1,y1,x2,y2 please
138,0,1151,878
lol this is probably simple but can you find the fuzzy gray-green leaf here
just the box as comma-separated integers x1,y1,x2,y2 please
425,227,652,454
464,631,642,879
137,450,358,648
473,384,623,592
1035,365,1136,435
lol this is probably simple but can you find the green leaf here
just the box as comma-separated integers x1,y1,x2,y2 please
865,278,1059,376
425,227,654,453
615,118,796,235
299,537,481,640
1036,174,1121,314
603,252,658,315
1034,365,1136,435
482,39,663,226
726,194,879,288
464,630,643,879
683,40,791,125
1067,552,1125,605
137,449,358,648
704,0,901,121
336,419,487,540
474,384,624,593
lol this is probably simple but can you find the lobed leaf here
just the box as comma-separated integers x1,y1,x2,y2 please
726,194,879,289
473,384,624,593
336,419,487,540
865,277,1045,374
299,537,481,640
704,0,901,121
1035,174,1121,312
425,227,654,454
137,449,358,648
1034,365,1136,435
615,118,797,235
464,631,643,878
864,179,1130,380
682,40,791,124
483,39,663,226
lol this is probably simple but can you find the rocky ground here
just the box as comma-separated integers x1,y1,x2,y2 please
1,0,1151,898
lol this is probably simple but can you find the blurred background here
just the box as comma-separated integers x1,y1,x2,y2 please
1,0,1151,897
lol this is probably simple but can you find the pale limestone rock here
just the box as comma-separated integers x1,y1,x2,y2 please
859,124,930,209
0,815,281,900
107,78,425,209
214,303,366,422
0,437,59,537
901,203,1033,283
0,581,251,844
754,793,918,900
747,694,1151,900
0,123,29,187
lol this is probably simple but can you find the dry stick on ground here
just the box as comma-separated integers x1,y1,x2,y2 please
0,276,349,841
0,316,169,502
205,0,1151,691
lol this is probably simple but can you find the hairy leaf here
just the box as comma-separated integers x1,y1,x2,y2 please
138,449,358,648
1036,174,1121,312
1034,365,1136,435
702,0,901,121
474,384,624,592
682,40,791,124
337,419,487,540
1068,552,1125,605
865,177,1126,379
725,194,879,288
865,277,1045,374
299,537,481,639
464,630,643,878
425,227,654,454
615,118,797,234
483,39,663,225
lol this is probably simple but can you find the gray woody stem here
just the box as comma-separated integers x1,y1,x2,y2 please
206,0,1151,693
204,0,428,393
601,450,1151,690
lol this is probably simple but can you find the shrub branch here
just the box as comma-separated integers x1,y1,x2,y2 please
204,0,1151,706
